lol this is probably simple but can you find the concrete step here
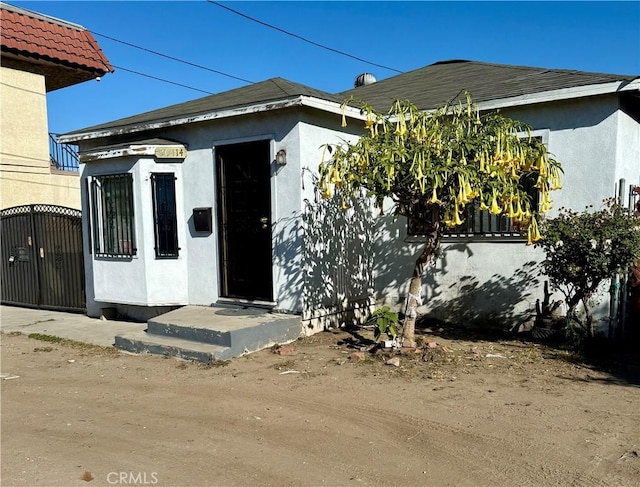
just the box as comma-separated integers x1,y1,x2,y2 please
146,305,302,357
114,331,234,363
114,305,302,362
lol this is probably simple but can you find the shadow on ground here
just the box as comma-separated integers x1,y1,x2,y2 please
414,315,640,387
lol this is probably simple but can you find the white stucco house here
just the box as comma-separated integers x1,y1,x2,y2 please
59,60,640,334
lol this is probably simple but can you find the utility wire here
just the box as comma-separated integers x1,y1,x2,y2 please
91,30,256,84
111,64,215,95
207,1,403,74
42,43,219,95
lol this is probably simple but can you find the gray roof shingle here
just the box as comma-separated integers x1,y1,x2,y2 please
63,77,341,136
63,60,638,138
339,60,637,111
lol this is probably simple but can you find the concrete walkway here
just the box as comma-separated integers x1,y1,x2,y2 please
0,305,146,347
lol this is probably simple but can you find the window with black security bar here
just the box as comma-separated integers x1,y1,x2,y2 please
408,131,544,240
90,173,136,257
151,173,179,258
408,172,540,239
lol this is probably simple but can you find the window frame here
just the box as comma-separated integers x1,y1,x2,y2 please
150,172,180,259
406,130,549,242
89,173,137,258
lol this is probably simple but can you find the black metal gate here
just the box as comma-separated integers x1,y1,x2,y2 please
1,204,85,312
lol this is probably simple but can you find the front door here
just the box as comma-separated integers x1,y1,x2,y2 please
216,140,273,301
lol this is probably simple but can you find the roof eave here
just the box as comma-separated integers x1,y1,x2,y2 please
474,79,639,112
58,95,362,143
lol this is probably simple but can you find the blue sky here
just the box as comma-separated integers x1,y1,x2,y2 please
9,1,640,135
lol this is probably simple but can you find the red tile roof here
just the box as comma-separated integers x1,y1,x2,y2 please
1,3,113,75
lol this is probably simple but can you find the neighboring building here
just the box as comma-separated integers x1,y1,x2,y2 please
1,3,112,313
58,60,639,332
0,2,113,210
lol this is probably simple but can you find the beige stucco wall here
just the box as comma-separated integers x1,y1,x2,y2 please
0,66,80,210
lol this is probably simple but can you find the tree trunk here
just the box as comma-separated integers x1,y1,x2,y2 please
566,290,594,338
582,295,594,338
402,212,441,347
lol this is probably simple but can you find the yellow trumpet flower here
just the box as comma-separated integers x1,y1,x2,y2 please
444,212,454,228
526,218,542,245
538,156,547,176
329,167,342,184
457,186,469,206
513,198,525,222
320,183,334,199
452,210,464,226
539,191,552,213
428,188,442,205
465,179,478,199
489,192,502,215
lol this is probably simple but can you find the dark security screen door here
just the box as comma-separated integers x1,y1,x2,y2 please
216,140,273,301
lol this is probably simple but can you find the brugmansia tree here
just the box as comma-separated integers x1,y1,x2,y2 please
318,94,562,346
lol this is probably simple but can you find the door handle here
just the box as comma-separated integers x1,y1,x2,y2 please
260,217,269,229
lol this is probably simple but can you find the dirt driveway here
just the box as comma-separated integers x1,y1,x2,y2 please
1,328,639,487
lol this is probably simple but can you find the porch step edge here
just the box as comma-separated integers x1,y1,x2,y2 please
147,315,303,355
114,331,234,363
147,321,232,347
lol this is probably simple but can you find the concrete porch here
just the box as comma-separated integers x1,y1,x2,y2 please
114,305,302,362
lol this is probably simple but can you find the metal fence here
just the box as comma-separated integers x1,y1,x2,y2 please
1,204,85,312
49,133,79,171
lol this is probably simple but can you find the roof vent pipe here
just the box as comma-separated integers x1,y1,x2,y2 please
354,73,377,88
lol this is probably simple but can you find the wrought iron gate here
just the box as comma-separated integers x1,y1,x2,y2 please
1,204,85,312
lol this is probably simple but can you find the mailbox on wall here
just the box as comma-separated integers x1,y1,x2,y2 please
192,207,212,233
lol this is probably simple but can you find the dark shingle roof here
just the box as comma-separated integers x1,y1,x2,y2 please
339,60,638,111
64,77,341,136
62,60,638,139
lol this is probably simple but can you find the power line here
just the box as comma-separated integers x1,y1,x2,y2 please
207,1,403,75
111,64,216,95
91,30,256,84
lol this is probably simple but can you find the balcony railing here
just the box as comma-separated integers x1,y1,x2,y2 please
49,133,79,172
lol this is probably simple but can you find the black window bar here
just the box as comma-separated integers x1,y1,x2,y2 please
49,133,79,171
151,173,179,258
90,173,136,258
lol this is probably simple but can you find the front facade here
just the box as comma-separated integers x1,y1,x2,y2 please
60,61,640,332
61,81,371,330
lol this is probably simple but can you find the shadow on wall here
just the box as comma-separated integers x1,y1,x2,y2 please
373,214,540,332
371,214,426,307
424,262,540,331
271,211,304,313
299,193,375,332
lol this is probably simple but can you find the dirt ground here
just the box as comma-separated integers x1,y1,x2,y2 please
1,327,639,487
